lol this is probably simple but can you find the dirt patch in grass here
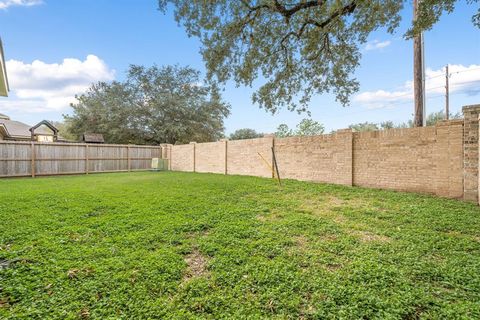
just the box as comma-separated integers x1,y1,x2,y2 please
66,268,95,280
327,195,344,206
318,233,338,242
352,230,391,243
186,229,210,239
183,249,209,282
256,209,283,222
325,263,343,272
79,307,90,319
0,297,11,309
332,214,349,225
293,235,308,251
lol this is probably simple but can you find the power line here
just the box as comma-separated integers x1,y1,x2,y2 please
450,80,480,87
362,68,479,95
450,67,480,75
422,66,480,83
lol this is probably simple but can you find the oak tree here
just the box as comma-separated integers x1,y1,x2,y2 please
66,65,230,144
159,0,479,113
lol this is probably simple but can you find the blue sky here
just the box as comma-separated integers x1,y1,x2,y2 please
0,0,479,134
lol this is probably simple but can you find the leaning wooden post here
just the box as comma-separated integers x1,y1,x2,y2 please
30,141,35,178
271,146,281,186
271,137,275,179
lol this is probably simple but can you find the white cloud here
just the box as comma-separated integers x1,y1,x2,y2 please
354,64,480,109
0,55,115,113
365,40,391,51
0,0,42,9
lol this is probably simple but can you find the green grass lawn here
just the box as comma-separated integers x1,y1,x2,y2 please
0,172,479,319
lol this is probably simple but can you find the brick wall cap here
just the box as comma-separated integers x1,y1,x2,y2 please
436,119,463,126
462,104,480,112
335,128,353,133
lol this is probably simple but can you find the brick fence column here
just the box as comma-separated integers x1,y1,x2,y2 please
160,144,173,170
462,104,480,203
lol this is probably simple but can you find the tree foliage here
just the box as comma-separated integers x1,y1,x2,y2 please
348,122,380,132
229,128,263,140
348,110,463,132
295,118,325,136
159,0,478,113
51,120,77,141
426,110,462,126
275,118,324,137
66,65,230,145
275,124,294,138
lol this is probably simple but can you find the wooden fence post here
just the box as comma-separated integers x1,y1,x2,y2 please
168,145,172,170
31,142,35,178
127,145,131,172
85,144,89,174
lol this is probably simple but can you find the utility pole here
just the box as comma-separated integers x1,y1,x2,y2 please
413,0,424,127
422,33,426,126
445,64,450,120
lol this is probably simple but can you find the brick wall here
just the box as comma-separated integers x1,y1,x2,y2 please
227,137,273,178
195,140,226,174
164,105,480,202
275,130,352,185
170,143,194,172
432,120,464,198
353,122,463,197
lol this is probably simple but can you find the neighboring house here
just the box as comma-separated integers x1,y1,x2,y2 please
0,38,9,97
0,113,60,142
82,133,105,144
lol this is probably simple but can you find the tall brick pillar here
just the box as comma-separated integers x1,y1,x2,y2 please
160,144,173,170
462,104,480,203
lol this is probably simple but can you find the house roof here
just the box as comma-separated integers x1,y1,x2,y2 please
0,118,53,139
83,133,105,143
0,38,9,97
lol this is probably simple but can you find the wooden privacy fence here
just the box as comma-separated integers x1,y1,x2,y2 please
0,141,162,178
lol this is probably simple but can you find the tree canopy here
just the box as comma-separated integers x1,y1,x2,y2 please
229,128,264,140
275,118,324,137
159,0,478,113
65,65,230,145
51,120,76,141
348,110,462,132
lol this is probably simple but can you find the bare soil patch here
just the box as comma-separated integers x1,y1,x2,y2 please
183,248,209,282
